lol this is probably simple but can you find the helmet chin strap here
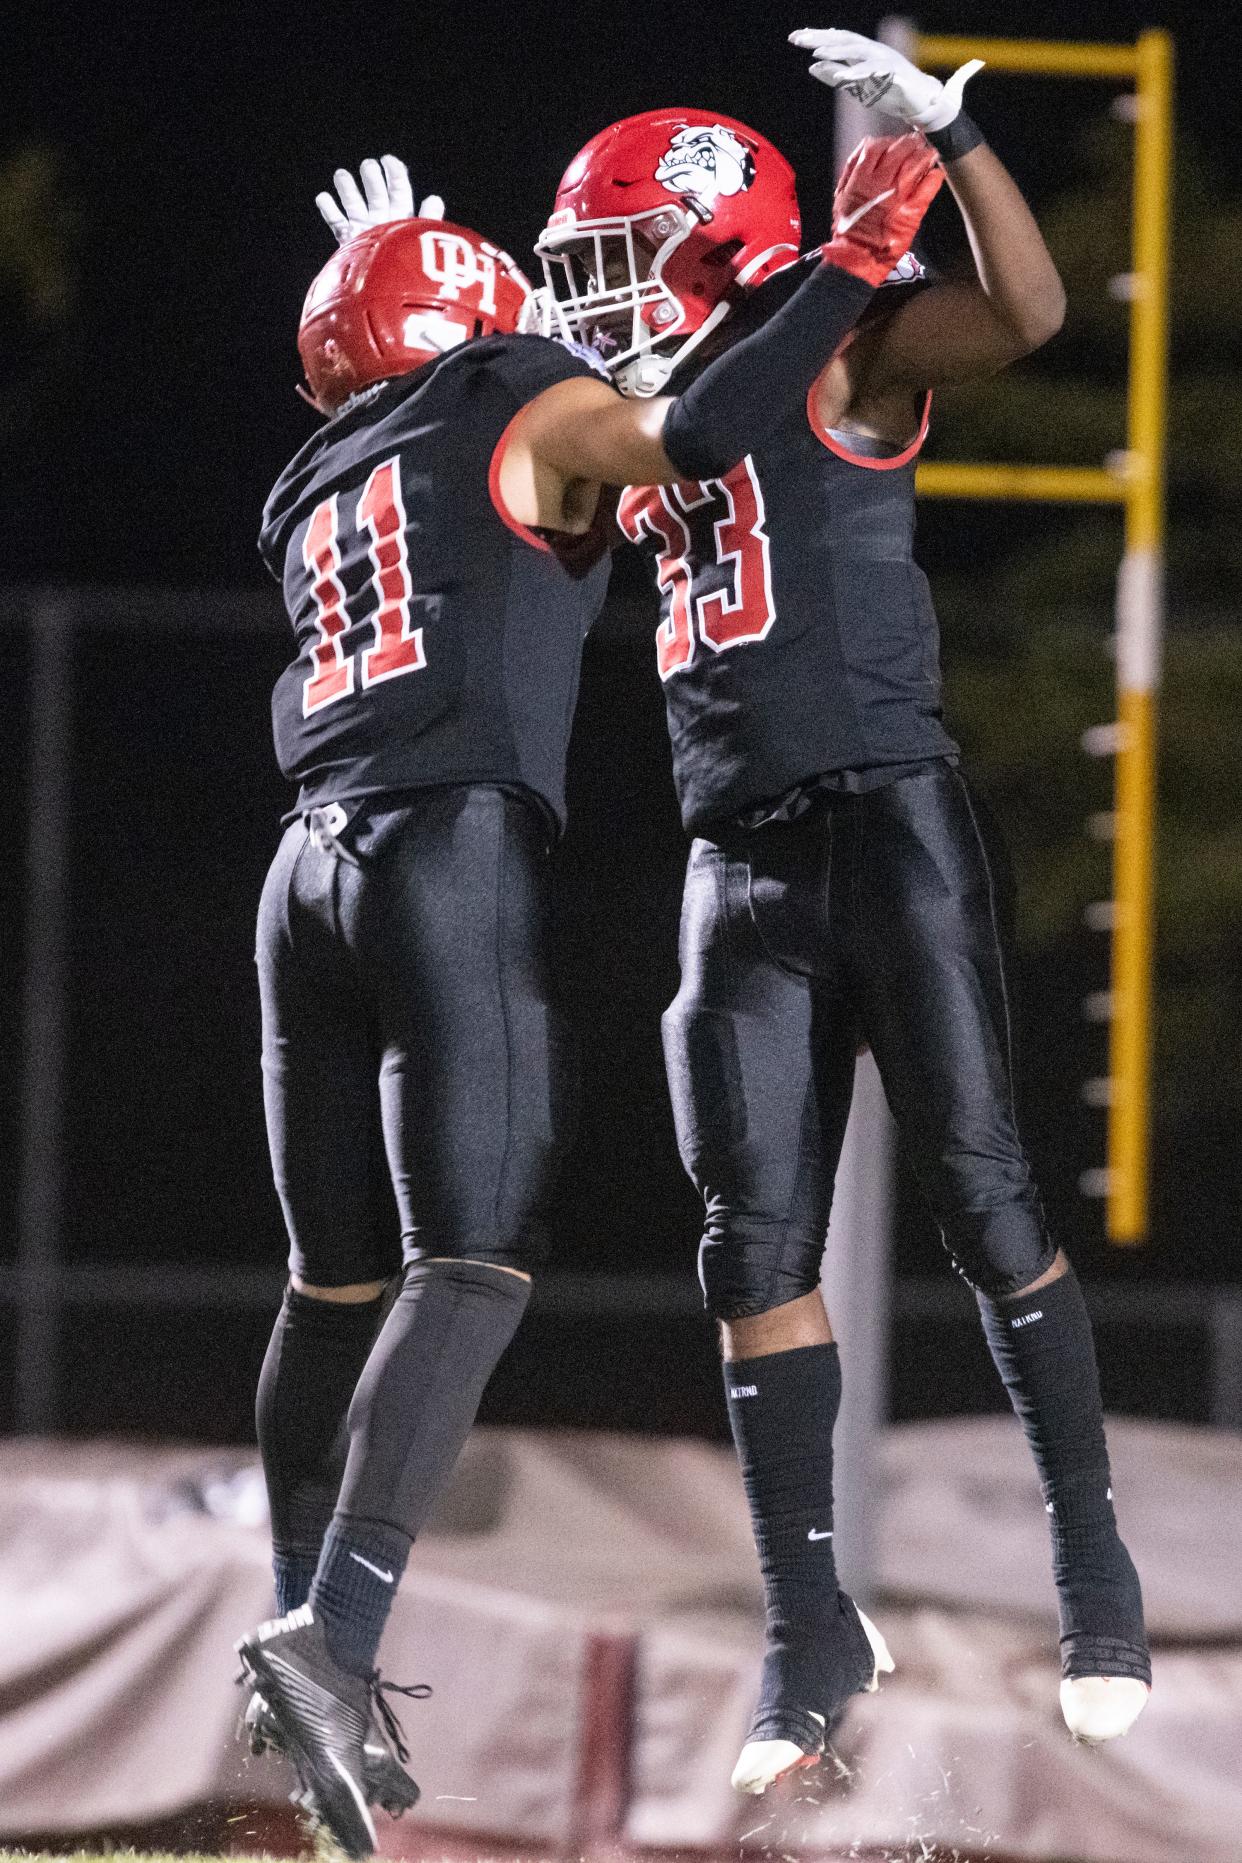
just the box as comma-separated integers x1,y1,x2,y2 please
614,298,735,399
615,353,677,398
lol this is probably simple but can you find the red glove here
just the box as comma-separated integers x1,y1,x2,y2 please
821,133,944,287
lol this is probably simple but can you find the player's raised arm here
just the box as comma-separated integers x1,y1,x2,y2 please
790,28,1066,388
500,135,942,523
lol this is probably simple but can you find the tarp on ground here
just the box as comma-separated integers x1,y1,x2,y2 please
0,1419,1238,1861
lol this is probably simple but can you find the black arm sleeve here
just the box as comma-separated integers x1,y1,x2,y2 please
661,261,875,482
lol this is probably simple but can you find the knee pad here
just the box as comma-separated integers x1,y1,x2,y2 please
698,1218,825,1321
940,1192,1056,1300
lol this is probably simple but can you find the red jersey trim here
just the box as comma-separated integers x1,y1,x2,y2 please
806,380,932,472
488,410,553,553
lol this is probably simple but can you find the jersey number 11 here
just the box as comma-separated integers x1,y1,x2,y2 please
301,457,427,717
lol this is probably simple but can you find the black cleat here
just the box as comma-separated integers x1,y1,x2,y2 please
236,1605,377,1858
245,1687,422,1818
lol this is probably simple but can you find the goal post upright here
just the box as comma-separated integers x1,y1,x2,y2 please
1107,28,1173,1244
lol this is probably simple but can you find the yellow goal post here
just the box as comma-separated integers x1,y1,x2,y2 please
908,27,1174,1245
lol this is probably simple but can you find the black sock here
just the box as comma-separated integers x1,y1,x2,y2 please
313,1260,531,1676
255,1286,387,1615
724,1343,873,1749
311,1518,413,1676
979,1269,1149,1683
272,1548,320,1618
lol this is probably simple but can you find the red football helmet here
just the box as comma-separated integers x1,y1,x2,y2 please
298,217,534,413
535,109,801,396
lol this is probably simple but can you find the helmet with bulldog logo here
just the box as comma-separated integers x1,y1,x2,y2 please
535,109,801,397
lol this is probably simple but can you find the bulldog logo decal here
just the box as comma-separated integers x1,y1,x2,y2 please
654,124,756,201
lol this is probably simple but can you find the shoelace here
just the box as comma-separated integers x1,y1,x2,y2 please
369,1676,432,1765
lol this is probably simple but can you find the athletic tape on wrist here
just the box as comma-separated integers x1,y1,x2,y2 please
925,109,985,164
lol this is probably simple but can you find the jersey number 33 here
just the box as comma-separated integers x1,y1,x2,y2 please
617,456,775,681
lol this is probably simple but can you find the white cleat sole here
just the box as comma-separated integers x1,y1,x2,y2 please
1061,1675,1150,1744
856,1606,895,1692
731,1732,821,1795
730,1607,895,1795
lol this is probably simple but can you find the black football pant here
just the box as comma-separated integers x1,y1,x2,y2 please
256,785,573,1286
662,761,1057,1319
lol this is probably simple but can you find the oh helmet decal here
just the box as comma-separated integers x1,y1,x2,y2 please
654,124,757,201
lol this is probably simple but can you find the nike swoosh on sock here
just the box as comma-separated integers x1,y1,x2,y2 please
349,1552,395,1583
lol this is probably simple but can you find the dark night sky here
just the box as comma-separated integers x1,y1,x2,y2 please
8,0,1239,586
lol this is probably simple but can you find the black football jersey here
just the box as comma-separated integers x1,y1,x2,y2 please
617,263,957,837
259,335,613,830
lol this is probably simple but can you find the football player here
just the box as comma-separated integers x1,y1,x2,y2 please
529,31,1151,1787
236,141,943,1857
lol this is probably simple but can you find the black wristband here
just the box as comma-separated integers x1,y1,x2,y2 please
925,108,985,164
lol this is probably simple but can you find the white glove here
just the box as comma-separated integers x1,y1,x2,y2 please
789,28,983,133
315,154,445,245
